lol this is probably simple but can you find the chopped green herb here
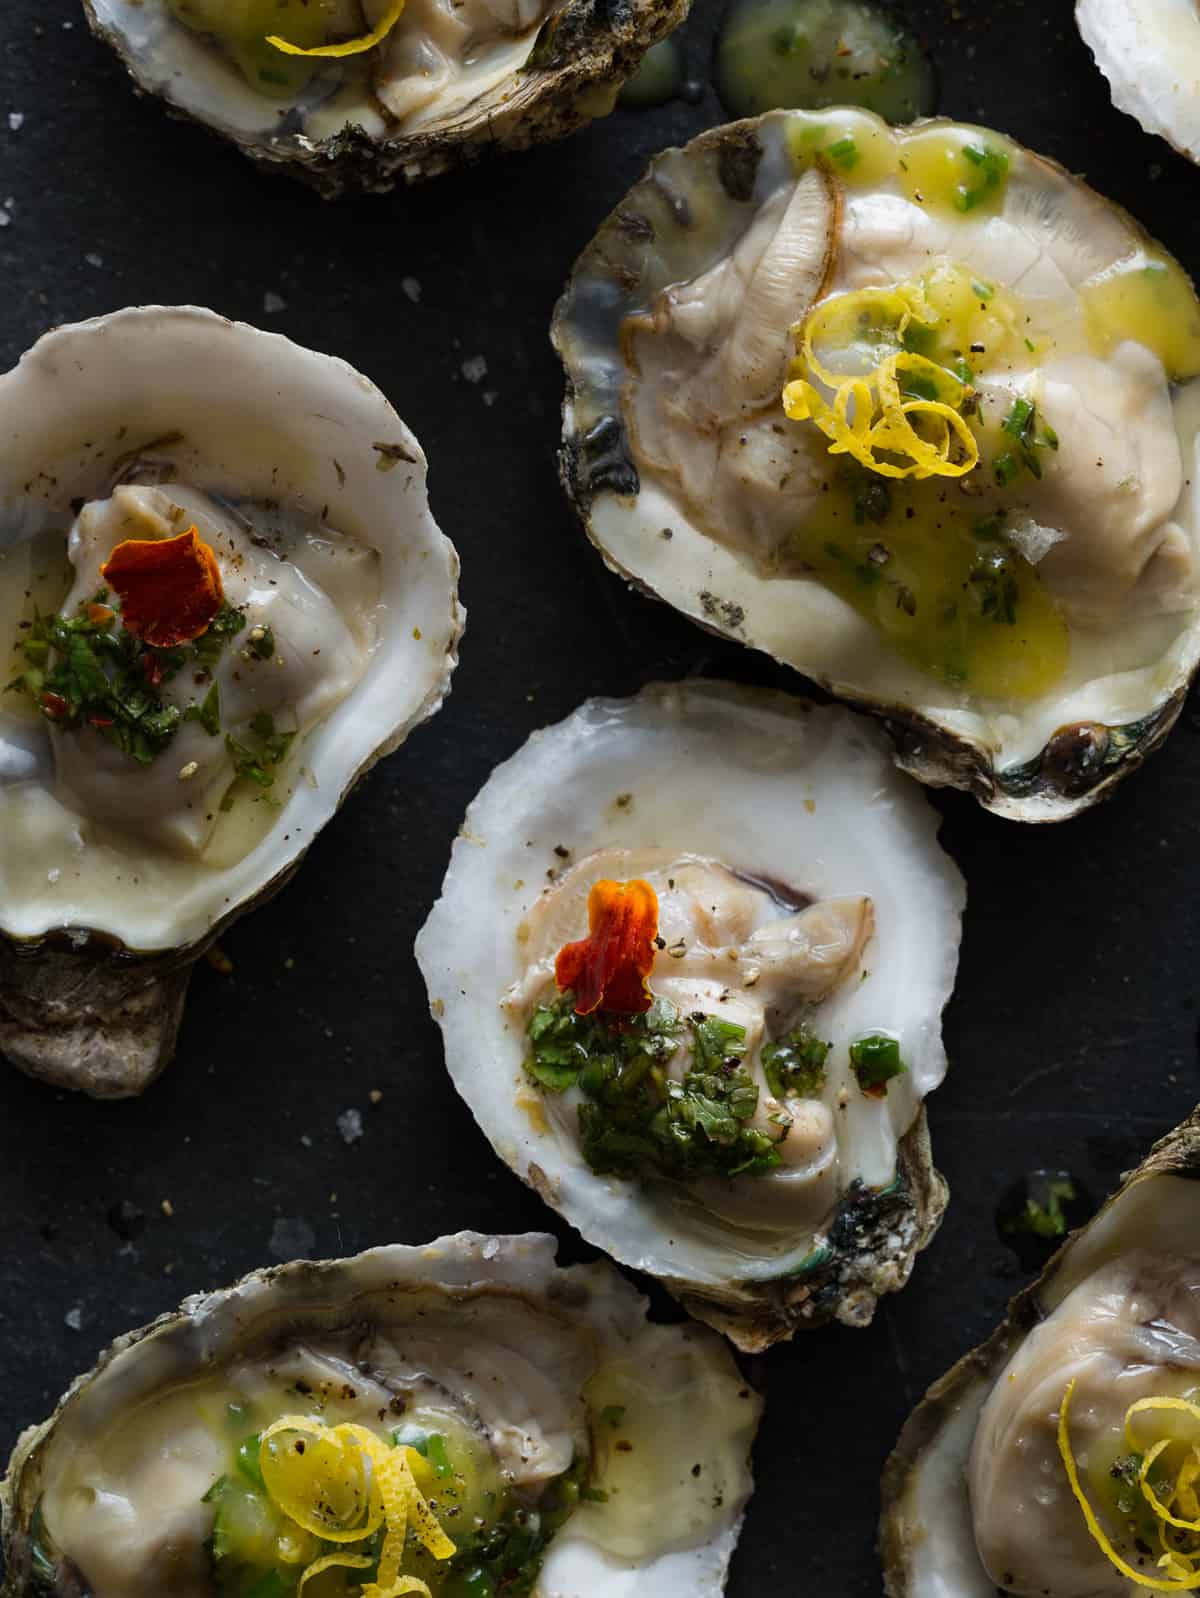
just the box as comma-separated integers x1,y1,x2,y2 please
900,320,938,357
849,1033,907,1097
970,279,994,303
184,680,221,738
235,1435,265,1491
599,1405,626,1429
245,624,275,662
222,713,296,808
526,995,782,1182
761,1026,830,1100
954,145,1009,213
995,396,1059,485
993,451,1019,488
425,1432,453,1479
1002,1176,1077,1241
952,357,974,385
826,135,860,171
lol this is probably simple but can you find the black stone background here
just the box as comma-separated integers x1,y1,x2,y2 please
1,1,1199,1592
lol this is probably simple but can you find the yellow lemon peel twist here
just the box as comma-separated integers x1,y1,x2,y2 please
1058,1380,1200,1591
781,284,980,482
259,1417,456,1598
268,0,406,58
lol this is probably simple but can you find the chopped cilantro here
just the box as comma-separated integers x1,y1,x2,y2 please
993,451,1019,488
826,135,860,171
761,1026,830,1100
246,624,275,662
525,995,781,1181
995,396,1059,486
7,595,246,766
900,320,938,357
969,545,1020,625
849,1033,907,1097
599,1405,626,1429
222,714,296,807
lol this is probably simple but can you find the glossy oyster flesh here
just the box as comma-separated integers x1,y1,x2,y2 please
881,1107,1200,1598
1077,0,1200,164
83,0,687,195
0,1232,759,1598
415,680,964,1351
0,306,462,1098
552,108,1200,820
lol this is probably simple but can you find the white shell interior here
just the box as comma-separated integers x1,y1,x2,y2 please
1077,0,1200,162
0,307,461,952
415,680,964,1289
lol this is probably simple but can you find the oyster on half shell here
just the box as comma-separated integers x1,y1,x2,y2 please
83,0,687,195
880,1107,1200,1598
552,108,1200,820
0,1231,760,1597
0,306,462,1099
415,680,964,1351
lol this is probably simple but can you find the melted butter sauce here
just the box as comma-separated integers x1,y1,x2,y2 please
166,0,335,96
1082,251,1200,380
618,35,688,108
793,475,1070,699
0,530,72,724
714,0,934,124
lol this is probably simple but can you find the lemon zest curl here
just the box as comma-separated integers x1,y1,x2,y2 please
781,285,980,482
268,0,405,58
1058,1380,1200,1591
259,1416,455,1598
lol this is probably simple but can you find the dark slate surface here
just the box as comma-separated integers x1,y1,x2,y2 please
1,1,1198,1592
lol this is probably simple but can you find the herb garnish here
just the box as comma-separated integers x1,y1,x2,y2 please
849,1033,907,1097
954,144,1009,213
526,994,782,1181
6,596,244,766
761,1026,830,1100
994,396,1059,486
1002,1175,1077,1241
222,713,296,807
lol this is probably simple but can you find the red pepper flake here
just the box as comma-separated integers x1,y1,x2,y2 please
142,653,163,688
555,878,659,1015
100,526,224,648
87,713,115,728
39,691,69,720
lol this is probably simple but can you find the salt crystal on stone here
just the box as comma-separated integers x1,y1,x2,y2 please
263,290,287,314
8,113,23,132
461,355,488,384
337,1107,363,1144
401,276,421,303
84,251,103,268
64,1306,83,1331
482,1237,500,1260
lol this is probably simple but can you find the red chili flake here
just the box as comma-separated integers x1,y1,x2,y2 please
39,691,69,720
99,525,224,648
87,713,115,728
142,653,163,688
555,878,659,1015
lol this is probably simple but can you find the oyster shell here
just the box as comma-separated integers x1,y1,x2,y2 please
880,1107,1200,1598
552,108,1200,820
1077,0,1200,163
0,1231,760,1598
83,0,687,196
0,306,462,1099
415,680,964,1351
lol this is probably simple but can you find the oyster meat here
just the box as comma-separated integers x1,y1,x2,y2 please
881,1106,1200,1598
416,680,964,1350
0,306,462,1099
0,1232,760,1598
83,0,687,194
553,108,1200,819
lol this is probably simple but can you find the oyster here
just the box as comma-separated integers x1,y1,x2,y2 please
552,108,1200,820
0,306,462,1099
415,680,964,1351
0,1231,759,1598
880,1107,1200,1598
83,0,687,195
1077,0,1200,163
